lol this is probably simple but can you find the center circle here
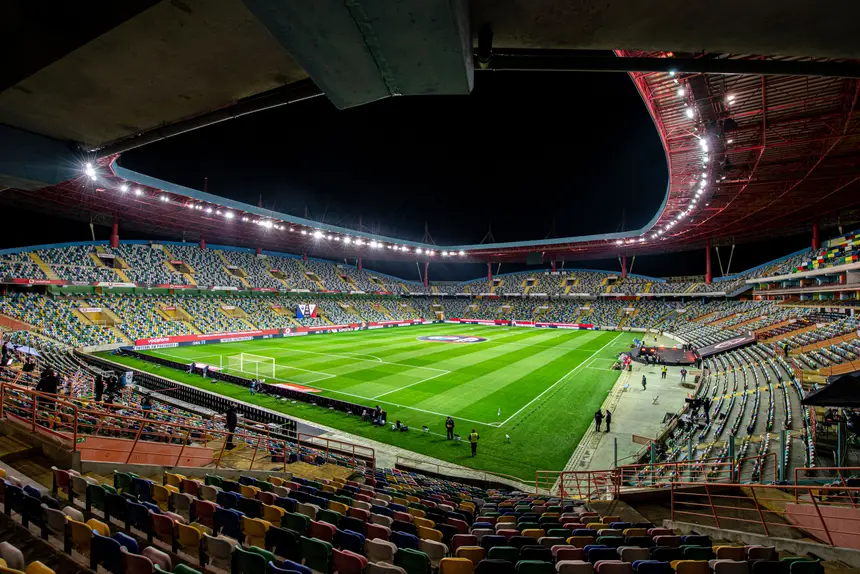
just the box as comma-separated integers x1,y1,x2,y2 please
417,335,488,344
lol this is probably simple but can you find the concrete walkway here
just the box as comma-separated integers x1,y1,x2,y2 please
565,333,697,471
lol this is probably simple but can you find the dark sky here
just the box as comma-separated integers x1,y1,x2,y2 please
4,70,816,281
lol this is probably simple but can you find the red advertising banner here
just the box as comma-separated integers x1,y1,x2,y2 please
135,329,281,346
7,278,69,285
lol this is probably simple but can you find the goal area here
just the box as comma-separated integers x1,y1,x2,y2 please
226,353,276,378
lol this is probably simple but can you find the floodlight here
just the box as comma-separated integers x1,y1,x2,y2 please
313,231,323,238
416,248,423,254
685,108,694,119
120,184,129,192
135,188,143,196
677,87,685,97
459,250,465,256
301,229,307,235
343,237,351,244
615,240,623,245
224,211,234,219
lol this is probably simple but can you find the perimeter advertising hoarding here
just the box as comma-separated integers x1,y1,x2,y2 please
447,318,596,330
696,334,757,358
133,319,426,348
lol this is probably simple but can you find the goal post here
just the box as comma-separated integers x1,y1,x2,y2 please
226,353,276,379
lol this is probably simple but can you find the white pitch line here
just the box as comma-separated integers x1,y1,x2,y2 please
496,332,624,428
233,343,451,374
371,370,450,400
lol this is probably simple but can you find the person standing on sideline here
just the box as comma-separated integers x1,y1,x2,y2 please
605,410,612,433
249,379,256,395
94,374,104,402
445,416,455,440
594,410,604,432
661,365,668,379
642,375,647,390
680,368,687,382
469,429,479,457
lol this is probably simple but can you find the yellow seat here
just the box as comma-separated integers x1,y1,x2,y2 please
455,546,485,565
459,502,476,513
87,518,110,537
405,495,420,503
0,469,6,479
328,501,349,515
190,521,212,536
439,557,474,574
176,522,202,558
263,504,286,524
671,561,710,574
567,536,595,548
601,515,620,523
392,497,408,506
165,472,185,488
269,476,285,487
522,528,545,539
242,516,270,548
67,519,93,557
26,562,55,574
586,522,609,531
497,515,516,524
240,485,260,499
407,507,426,519
714,546,746,561
413,517,435,529
416,526,443,542
540,512,560,519
152,484,172,510
320,484,337,494
623,528,648,537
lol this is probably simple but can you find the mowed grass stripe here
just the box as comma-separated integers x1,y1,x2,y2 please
391,330,599,416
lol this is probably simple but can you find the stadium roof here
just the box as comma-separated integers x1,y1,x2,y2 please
2,2,860,262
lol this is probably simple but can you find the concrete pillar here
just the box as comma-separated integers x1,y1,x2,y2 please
110,219,119,249
812,220,820,251
424,261,429,288
621,255,627,279
358,257,362,271
551,258,557,273
302,249,307,262
705,240,712,284
487,262,492,283
199,237,206,250
255,247,262,256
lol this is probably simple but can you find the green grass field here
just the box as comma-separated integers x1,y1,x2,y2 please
101,324,630,480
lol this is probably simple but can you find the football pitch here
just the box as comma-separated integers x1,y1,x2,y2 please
106,324,630,480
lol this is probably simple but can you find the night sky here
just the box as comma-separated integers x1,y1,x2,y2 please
5,70,815,281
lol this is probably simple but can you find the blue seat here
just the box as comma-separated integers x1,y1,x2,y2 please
308,495,328,508
113,531,139,553
371,505,393,517
133,478,153,502
391,530,420,550
127,501,152,535
239,476,258,486
105,492,128,523
275,497,297,513
268,561,299,574
632,560,673,574
481,535,508,551
290,491,308,504
335,529,364,554
214,507,243,539
91,531,124,574
573,529,598,537
281,559,312,574
142,501,162,514
238,497,262,519
216,491,240,509
389,503,407,513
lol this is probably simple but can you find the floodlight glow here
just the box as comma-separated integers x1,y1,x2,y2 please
459,250,465,256
242,217,249,222
727,138,734,144
160,195,169,202
301,229,307,235
135,188,143,196
703,156,709,163
677,87,685,97
120,184,129,192
416,248,423,254
327,235,333,240
638,237,645,242
334,236,340,241
727,94,735,102
262,220,273,229
355,239,364,246
205,207,212,213
669,70,676,77
615,240,623,245
369,240,378,248
313,231,323,238
224,211,234,219
343,237,351,244
685,108,694,119
85,162,93,169
442,251,449,256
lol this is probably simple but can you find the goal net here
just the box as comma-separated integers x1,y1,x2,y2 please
226,353,276,379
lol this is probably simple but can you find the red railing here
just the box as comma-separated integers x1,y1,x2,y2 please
0,381,372,472
670,482,860,547
794,466,860,508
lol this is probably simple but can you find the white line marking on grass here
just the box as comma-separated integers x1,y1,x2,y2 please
370,370,449,400
496,332,624,428
233,344,451,374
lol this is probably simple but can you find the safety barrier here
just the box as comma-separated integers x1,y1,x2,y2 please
670,481,860,547
0,381,372,472
536,453,779,501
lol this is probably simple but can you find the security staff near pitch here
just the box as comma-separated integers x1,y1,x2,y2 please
469,429,480,457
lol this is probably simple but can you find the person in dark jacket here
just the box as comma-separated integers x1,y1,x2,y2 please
445,416,455,440
604,410,612,433
225,406,238,450
36,367,59,412
94,374,104,402
594,410,604,432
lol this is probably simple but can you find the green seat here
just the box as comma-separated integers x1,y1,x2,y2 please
300,536,332,574
515,560,556,574
204,475,223,487
232,546,267,574
247,545,277,564
395,547,431,574
317,509,341,526
518,522,540,531
332,495,352,506
307,481,323,490
257,481,273,493
283,512,310,534
547,529,571,538
409,503,430,513
786,560,823,574
87,484,107,512
114,472,134,493
597,536,626,548
172,566,203,574
488,546,519,563
547,506,561,513
681,545,715,560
